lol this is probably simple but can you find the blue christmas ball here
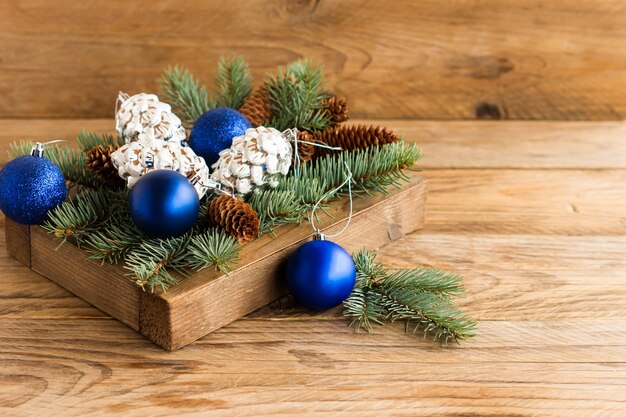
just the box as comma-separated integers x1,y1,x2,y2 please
286,240,357,310
0,155,67,225
129,170,200,239
189,107,252,166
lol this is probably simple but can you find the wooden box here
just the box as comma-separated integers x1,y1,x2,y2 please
5,173,427,350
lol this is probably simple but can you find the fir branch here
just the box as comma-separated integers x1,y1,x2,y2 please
343,288,386,331
380,287,476,344
265,59,330,131
214,55,253,109
287,141,421,199
124,234,193,291
42,189,112,244
77,129,123,152
160,65,212,128
9,140,97,188
352,249,387,288
85,221,143,264
250,142,421,232
384,269,465,300
343,250,477,344
248,189,305,233
185,229,240,274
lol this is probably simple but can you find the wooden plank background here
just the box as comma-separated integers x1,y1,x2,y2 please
1,120,625,415
0,0,625,120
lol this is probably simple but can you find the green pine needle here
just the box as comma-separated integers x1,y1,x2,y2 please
265,59,330,131
249,141,421,233
214,55,253,109
124,234,193,292
248,189,305,233
42,189,113,245
160,65,212,128
185,228,240,274
77,130,123,152
85,221,143,264
343,250,477,344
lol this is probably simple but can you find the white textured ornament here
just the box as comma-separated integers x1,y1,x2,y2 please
115,92,187,145
111,138,215,198
210,126,292,195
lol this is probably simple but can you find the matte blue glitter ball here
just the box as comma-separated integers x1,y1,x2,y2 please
129,170,200,239
286,240,357,310
0,155,67,225
189,107,252,166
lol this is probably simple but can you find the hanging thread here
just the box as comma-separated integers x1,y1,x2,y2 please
309,161,354,240
30,140,67,158
282,128,342,178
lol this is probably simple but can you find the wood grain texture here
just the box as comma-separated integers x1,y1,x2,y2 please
1,1,625,120
4,221,29,267
29,226,141,330
1,120,625,416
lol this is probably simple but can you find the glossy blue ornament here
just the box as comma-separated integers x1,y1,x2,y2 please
286,239,357,310
189,107,252,166
0,154,67,225
129,170,199,239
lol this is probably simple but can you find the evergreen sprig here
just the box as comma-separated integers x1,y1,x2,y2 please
185,229,240,274
42,189,113,244
265,59,330,131
248,189,306,233
77,130,123,152
343,250,477,344
250,141,422,229
160,65,212,128
124,234,193,291
214,55,253,109
85,221,143,264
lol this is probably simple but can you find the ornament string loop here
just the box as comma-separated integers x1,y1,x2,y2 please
309,161,353,240
282,128,343,178
30,140,67,158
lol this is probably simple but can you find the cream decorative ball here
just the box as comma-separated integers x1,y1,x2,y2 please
115,92,187,145
111,138,215,198
210,126,292,195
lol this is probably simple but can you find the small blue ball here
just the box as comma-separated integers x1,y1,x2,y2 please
0,155,67,225
286,240,357,310
189,107,252,166
129,170,199,239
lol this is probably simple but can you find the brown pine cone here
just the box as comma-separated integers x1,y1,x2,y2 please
86,145,120,183
239,86,273,127
292,130,315,164
323,95,350,126
312,125,399,159
207,195,260,244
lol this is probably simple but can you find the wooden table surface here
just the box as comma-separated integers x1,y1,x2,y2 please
1,119,625,416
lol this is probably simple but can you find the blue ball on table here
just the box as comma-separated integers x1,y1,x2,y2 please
189,107,252,166
286,239,357,310
129,170,200,239
0,155,67,225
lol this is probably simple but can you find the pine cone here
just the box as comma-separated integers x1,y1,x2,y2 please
239,87,273,127
323,95,350,126
312,125,399,159
86,145,121,183
293,130,315,163
207,195,260,244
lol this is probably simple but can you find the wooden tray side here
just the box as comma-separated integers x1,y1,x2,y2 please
29,227,141,330
5,220,31,267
